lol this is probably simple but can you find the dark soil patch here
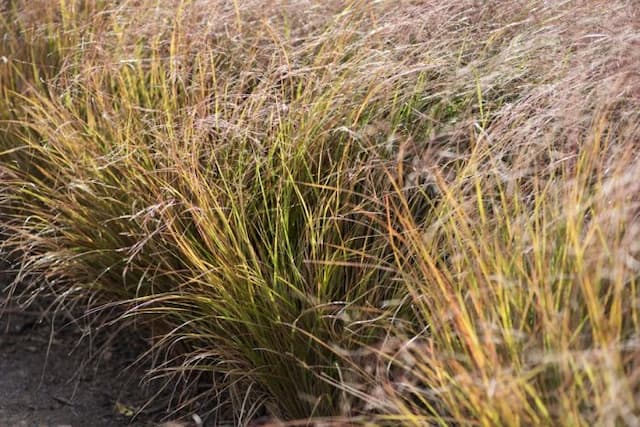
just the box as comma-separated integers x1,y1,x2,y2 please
0,257,186,427
0,304,168,427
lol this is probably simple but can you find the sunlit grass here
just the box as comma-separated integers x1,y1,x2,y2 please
1,0,639,425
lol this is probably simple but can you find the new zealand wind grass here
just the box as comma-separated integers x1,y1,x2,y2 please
1,0,639,425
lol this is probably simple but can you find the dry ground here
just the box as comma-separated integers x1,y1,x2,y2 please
1,275,170,427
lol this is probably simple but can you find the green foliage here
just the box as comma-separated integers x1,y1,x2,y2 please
1,0,639,425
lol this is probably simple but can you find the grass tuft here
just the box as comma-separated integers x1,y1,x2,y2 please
2,0,640,424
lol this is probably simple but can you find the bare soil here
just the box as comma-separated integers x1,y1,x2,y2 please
0,305,169,427
0,262,178,427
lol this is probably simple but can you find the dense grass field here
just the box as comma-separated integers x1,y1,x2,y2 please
1,0,639,425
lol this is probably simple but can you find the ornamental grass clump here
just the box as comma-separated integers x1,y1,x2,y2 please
1,0,639,425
